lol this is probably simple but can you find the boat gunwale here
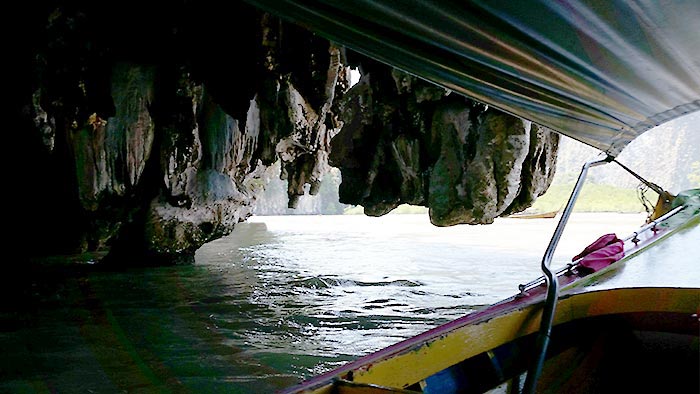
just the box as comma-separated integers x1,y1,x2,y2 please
285,285,699,393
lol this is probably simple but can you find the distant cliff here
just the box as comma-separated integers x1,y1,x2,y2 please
11,1,558,265
555,112,700,193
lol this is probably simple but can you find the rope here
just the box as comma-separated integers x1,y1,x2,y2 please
637,183,655,221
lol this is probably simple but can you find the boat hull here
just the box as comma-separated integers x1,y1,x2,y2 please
508,211,558,219
283,191,700,393
288,287,698,393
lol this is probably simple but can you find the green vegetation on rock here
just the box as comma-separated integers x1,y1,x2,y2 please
529,183,648,213
689,161,700,188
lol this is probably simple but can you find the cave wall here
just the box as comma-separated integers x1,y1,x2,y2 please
14,1,347,264
331,58,559,225
12,2,558,265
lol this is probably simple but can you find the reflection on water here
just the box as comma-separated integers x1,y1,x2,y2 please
1,213,646,392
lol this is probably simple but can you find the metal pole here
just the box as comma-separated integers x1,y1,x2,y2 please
522,155,612,394
612,159,665,195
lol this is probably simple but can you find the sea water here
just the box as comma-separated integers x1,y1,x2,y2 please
0,213,646,393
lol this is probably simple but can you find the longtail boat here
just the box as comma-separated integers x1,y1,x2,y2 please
508,210,559,220
241,1,700,392
281,189,699,393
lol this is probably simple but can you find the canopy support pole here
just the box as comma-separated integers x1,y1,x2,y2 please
612,159,665,195
522,155,612,394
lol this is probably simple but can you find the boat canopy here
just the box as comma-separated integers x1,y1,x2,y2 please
245,0,700,156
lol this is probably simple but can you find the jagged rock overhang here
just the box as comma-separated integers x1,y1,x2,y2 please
245,0,700,157
12,1,558,264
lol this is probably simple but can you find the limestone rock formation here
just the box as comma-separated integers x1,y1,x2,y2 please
331,59,559,225
15,2,346,264
13,2,559,265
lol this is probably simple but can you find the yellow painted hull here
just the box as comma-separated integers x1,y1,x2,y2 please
293,287,698,393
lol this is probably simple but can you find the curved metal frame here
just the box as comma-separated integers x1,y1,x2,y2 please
522,155,612,394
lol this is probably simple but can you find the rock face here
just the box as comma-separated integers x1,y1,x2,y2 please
331,58,559,225
14,2,346,264
12,3,558,265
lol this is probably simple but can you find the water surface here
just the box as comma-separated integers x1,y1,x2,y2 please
1,213,647,393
